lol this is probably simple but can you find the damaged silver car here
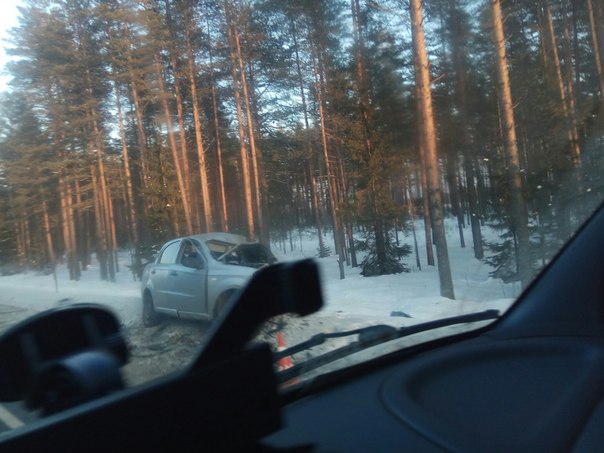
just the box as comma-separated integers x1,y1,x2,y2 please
141,233,276,326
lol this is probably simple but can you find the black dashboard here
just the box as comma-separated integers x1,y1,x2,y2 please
265,332,604,452
262,187,604,453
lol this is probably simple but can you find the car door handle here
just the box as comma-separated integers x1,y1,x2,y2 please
169,271,178,276
151,269,156,275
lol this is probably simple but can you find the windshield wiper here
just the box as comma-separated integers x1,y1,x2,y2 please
274,309,500,384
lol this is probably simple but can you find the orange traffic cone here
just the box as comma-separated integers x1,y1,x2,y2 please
276,331,294,371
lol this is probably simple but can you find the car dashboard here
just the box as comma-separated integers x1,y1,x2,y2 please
264,331,604,452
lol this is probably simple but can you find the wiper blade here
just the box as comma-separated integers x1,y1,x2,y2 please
273,325,398,361
275,309,499,384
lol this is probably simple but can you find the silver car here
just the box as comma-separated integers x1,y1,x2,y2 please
141,233,276,326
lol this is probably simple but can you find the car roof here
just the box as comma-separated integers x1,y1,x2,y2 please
188,232,251,245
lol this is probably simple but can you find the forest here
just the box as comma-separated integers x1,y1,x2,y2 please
0,0,603,300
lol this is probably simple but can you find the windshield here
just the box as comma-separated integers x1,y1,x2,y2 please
1,0,603,431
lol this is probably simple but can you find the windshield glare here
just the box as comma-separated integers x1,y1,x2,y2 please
0,0,603,428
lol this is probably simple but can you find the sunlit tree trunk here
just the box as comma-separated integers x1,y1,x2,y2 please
87,91,115,281
123,24,149,198
225,0,255,240
114,82,140,270
184,4,213,233
74,175,89,270
42,197,58,290
59,177,74,278
416,102,435,266
163,1,195,229
410,0,455,299
88,143,107,281
231,6,265,243
154,54,193,235
53,120,79,280
314,55,345,279
66,181,82,279
208,21,229,232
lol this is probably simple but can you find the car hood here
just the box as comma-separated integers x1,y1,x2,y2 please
190,233,277,269
218,243,277,269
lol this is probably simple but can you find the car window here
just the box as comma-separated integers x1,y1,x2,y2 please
206,240,236,260
179,241,203,269
159,242,180,265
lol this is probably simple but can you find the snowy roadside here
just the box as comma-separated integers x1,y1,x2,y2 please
0,263,141,333
0,221,519,385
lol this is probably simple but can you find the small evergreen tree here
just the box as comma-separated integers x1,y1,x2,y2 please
357,228,411,277
483,211,540,284
316,242,331,258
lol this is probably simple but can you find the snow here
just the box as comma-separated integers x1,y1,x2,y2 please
0,220,518,331
270,221,517,331
0,259,141,333
0,220,518,374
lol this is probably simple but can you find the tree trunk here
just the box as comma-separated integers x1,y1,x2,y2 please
184,5,213,233
42,198,58,291
74,175,89,270
561,0,582,170
89,144,108,282
225,0,255,240
163,0,195,230
155,54,194,236
450,0,483,259
114,82,140,273
291,17,326,256
123,25,150,198
351,0,387,275
208,20,229,232
88,97,116,281
231,6,265,243
588,0,604,104
66,181,82,280
491,0,532,289
542,0,581,170
410,0,455,299
313,55,345,279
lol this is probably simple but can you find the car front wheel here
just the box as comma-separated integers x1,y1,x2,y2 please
142,292,161,327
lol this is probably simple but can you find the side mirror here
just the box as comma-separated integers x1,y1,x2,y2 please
0,304,128,415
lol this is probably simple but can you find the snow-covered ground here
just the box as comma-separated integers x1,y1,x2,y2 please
271,221,517,329
0,220,520,384
0,258,141,333
0,220,518,333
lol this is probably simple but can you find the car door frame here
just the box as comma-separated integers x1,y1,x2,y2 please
168,239,210,320
152,239,181,316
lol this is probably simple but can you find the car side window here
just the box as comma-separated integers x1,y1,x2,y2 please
159,241,180,264
180,241,204,269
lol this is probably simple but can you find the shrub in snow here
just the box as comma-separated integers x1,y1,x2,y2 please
316,243,331,258
484,214,541,284
357,230,410,277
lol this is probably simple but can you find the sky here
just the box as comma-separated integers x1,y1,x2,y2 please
0,0,23,92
